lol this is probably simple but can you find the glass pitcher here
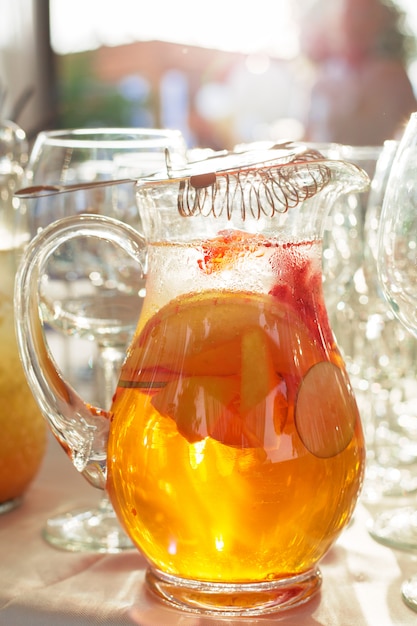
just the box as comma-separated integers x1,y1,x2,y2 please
0,121,47,514
15,145,368,616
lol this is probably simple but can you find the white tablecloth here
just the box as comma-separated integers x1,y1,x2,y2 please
1,433,417,626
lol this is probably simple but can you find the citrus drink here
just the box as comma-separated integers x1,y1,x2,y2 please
107,233,365,582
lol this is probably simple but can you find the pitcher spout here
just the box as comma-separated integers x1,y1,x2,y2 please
136,143,370,244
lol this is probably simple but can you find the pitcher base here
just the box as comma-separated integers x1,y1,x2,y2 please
146,566,322,616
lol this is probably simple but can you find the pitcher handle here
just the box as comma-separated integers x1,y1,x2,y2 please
14,214,147,489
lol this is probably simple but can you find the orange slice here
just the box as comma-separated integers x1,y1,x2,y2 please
294,361,358,458
123,291,322,381
151,375,240,443
181,338,241,376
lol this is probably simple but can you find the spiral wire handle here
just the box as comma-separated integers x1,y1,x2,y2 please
16,144,331,205
177,149,332,220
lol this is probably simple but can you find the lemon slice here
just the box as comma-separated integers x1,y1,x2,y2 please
294,361,358,458
124,290,322,381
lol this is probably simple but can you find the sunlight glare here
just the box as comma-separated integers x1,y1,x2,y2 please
50,0,300,59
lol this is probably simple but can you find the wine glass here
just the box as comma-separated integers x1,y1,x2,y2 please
316,141,417,503
19,128,188,552
320,144,381,354
377,112,417,610
361,140,417,503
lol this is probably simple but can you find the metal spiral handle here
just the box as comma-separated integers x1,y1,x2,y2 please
177,149,331,220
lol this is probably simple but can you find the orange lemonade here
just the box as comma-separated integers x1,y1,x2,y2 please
107,232,365,582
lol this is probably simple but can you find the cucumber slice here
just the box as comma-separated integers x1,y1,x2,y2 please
295,361,358,458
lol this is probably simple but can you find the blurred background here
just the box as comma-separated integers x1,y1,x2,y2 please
2,0,417,150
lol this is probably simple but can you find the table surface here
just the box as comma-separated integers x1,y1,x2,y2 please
1,434,417,626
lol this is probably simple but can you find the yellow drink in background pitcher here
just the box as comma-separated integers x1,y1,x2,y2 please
0,248,47,511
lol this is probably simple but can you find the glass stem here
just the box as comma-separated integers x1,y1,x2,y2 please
95,343,126,410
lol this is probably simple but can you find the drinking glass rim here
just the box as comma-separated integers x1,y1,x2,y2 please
32,127,185,150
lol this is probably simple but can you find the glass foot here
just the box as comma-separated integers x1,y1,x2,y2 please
402,575,417,611
146,566,322,616
368,507,417,550
0,496,22,515
43,498,134,553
